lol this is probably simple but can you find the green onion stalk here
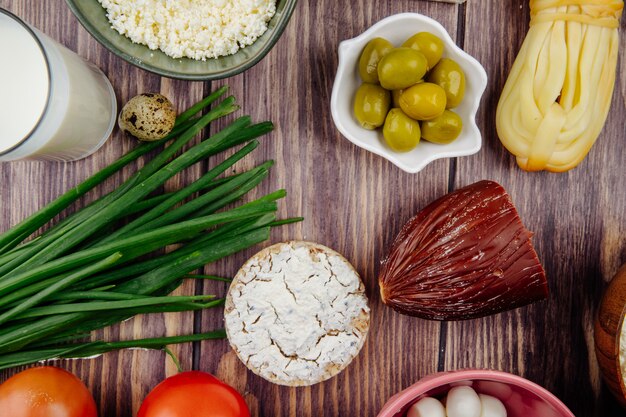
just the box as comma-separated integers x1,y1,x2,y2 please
0,86,303,370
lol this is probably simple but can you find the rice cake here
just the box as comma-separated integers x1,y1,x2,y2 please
224,241,370,386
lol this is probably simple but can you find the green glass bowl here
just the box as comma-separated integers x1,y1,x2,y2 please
64,0,297,80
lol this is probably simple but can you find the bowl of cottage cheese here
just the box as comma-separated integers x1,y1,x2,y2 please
595,264,626,409
65,0,297,80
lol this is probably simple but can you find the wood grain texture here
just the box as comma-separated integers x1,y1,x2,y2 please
0,0,624,416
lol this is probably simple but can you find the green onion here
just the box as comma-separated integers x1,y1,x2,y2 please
0,88,229,256
0,112,249,279
0,331,226,371
49,291,146,302
185,275,232,282
93,142,266,246
0,252,123,325
0,203,276,298
14,295,217,319
0,227,268,353
0,88,303,369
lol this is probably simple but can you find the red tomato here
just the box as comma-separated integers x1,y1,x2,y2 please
138,371,250,417
0,366,98,417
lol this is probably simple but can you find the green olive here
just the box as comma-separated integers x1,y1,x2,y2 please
391,81,424,108
402,32,444,69
383,108,421,152
377,47,428,90
421,110,463,144
427,58,466,108
392,89,404,108
399,82,447,121
353,83,391,129
358,37,394,83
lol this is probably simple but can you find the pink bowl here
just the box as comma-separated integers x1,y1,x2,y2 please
377,370,575,417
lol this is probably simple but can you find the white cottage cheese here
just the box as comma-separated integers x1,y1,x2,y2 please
98,0,277,60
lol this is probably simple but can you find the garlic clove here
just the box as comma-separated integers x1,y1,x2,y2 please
445,386,481,417
407,397,446,417
479,394,507,417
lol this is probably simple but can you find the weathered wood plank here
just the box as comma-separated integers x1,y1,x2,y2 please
0,0,624,416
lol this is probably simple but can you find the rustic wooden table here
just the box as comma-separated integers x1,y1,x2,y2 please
1,0,625,416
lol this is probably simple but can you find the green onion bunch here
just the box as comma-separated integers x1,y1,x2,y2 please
0,87,299,370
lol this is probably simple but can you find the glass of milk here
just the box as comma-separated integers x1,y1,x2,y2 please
0,8,116,162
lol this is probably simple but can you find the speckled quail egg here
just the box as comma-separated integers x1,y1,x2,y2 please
118,93,176,141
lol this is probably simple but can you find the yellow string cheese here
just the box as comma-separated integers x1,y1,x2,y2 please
496,0,623,172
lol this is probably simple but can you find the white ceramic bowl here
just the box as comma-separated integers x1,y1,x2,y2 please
331,13,488,174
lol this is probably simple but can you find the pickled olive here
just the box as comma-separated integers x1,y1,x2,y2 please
402,32,444,69
421,110,463,144
427,58,466,108
383,108,421,152
392,82,424,108
399,83,447,121
377,47,428,90
353,83,391,129
358,37,394,83
392,89,404,108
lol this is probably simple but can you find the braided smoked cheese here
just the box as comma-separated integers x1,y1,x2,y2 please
496,0,623,172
